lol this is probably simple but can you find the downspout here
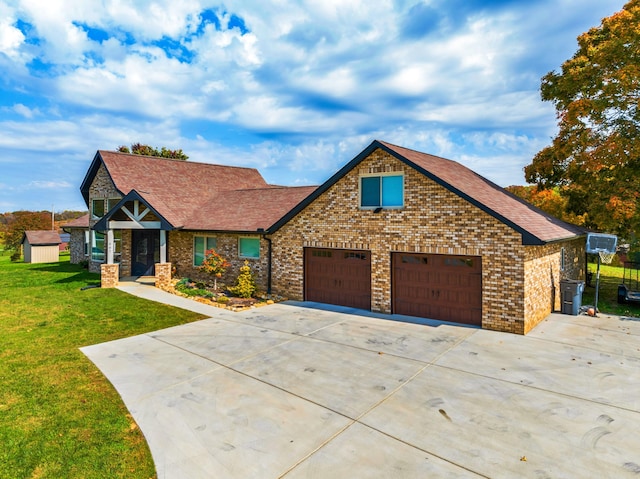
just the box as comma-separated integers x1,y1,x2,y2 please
258,229,272,295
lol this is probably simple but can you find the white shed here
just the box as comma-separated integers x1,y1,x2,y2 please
21,231,61,263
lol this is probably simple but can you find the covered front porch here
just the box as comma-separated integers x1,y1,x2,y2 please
93,192,173,289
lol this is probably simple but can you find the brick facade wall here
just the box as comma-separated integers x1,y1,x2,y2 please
523,237,585,333
100,263,119,288
168,231,269,291
270,148,584,334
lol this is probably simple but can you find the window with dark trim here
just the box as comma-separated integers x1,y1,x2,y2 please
91,199,104,219
193,236,217,266
91,198,120,219
239,237,260,258
91,231,104,261
360,174,403,208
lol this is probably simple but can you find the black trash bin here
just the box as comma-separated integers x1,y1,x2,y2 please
560,279,584,315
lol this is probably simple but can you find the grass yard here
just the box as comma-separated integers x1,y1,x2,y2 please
583,261,640,317
0,256,205,479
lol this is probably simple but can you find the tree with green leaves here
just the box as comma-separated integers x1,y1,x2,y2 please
117,143,189,160
525,0,640,240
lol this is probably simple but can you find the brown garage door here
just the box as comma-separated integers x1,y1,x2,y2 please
305,248,371,310
392,253,482,326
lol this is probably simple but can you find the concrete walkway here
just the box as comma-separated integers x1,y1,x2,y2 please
81,282,640,478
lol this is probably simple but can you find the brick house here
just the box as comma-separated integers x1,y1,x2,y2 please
269,140,585,334
79,141,585,334
79,150,315,289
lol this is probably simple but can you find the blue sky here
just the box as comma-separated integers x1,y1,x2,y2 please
0,0,625,213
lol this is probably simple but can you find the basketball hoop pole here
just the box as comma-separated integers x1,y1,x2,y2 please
594,254,601,317
586,233,617,317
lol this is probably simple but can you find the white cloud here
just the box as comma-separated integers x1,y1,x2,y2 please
0,0,627,212
12,104,39,118
28,180,73,189
0,19,25,59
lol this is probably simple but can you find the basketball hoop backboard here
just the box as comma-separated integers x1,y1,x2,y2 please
586,233,617,254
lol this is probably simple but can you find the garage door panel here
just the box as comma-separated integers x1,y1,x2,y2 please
393,253,482,326
305,248,371,310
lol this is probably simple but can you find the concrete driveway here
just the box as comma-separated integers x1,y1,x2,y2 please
81,286,640,478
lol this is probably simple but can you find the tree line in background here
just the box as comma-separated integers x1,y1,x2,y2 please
117,143,189,160
0,144,184,254
0,211,87,252
520,0,639,249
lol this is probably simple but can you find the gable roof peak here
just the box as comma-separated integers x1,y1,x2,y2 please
271,139,585,244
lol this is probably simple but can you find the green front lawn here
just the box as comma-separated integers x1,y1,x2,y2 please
583,261,640,317
0,256,205,479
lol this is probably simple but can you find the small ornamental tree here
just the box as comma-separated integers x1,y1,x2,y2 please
229,260,257,298
197,249,230,291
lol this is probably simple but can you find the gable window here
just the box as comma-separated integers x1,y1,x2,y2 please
560,247,566,272
239,237,260,259
193,236,217,266
91,199,104,219
360,174,403,208
91,198,120,219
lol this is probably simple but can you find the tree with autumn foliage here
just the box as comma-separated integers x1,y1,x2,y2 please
117,143,189,160
505,185,587,226
197,249,230,291
3,211,51,251
524,0,640,240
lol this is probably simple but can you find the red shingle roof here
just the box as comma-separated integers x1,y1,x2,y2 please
378,141,585,243
183,186,319,231
85,151,315,232
62,214,90,229
22,231,61,245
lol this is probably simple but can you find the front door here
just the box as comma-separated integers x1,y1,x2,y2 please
132,230,160,276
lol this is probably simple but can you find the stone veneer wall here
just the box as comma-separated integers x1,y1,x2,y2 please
168,231,269,291
68,229,87,264
523,237,585,333
270,148,580,334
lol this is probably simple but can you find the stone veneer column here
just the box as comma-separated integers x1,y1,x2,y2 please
101,263,119,288
155,263,172,290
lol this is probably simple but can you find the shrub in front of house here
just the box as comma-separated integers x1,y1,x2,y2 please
228,260,257,298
